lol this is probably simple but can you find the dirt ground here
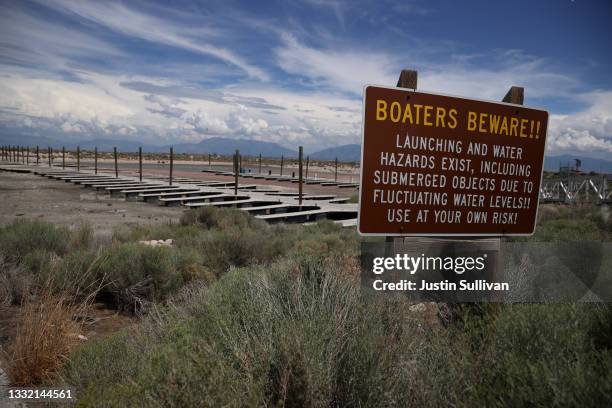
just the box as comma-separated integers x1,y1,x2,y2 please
0,171,186,238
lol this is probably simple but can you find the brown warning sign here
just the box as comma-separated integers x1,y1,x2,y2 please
358,86,549,236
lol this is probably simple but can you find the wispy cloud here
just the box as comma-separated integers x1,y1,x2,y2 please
0,3,123,71
303,0,346,29
37,0,269,80
391,2,433,16
275,34,578,103
275,33,397,94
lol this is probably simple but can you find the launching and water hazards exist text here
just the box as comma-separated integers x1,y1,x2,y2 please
358,86,549,236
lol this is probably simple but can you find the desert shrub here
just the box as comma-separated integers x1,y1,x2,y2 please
170,246,213,283
63,255,418,407
69,222,94,250
0,219,70,262
32,206,609,406
537,204,561,222
180,206,267,231
585,304,612,349
410,304,612,407
81,242,217,313
42,249,103,300
64,286,612,406
21,249,55,275
590,205,611,233
0,253,42,305
178,208,198,226
527,204,612,242
95,243,183,312
533,218,603,241
286,220,359,264
0,261,33,306
194,228,289,274
2,291,85,386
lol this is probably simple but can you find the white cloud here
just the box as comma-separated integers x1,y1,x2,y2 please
275,33,397,93
546,91,612,158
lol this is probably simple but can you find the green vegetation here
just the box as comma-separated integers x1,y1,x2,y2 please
1,204,611,406
0,208,356,311
532,204,612,241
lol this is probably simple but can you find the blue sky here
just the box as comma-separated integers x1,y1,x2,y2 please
0,0,611,157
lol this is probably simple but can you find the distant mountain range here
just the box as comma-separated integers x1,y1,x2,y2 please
0,134,296,158
169,137,296,158
1,133,610,172
308,144,361,162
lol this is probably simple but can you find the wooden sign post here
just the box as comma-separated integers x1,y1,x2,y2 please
114,147,118,178
335,157,338,182
234,149,239,196
298,146,304,205
139,147,143,182
169,147,174,186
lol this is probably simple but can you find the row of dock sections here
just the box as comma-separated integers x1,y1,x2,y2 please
0,162,359,227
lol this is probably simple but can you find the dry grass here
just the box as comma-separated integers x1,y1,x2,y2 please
2,288,94,386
